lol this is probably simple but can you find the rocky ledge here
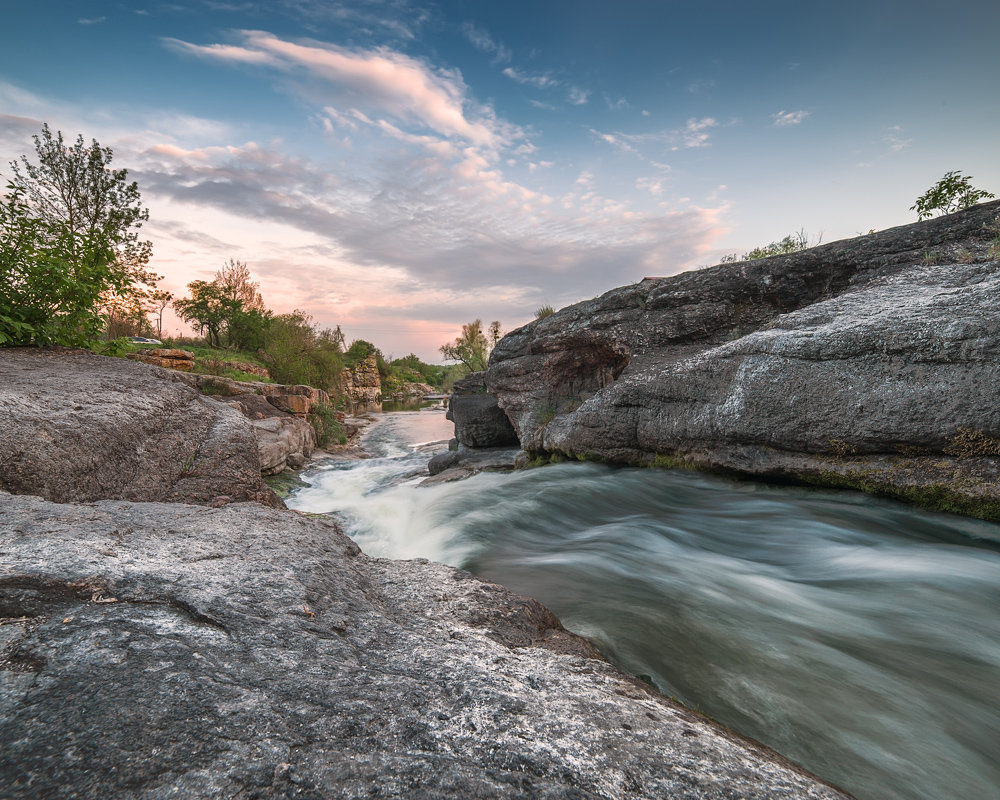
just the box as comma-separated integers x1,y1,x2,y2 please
0,348,851,798
484,201,1000,520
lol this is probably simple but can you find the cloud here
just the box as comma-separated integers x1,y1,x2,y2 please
687,79,716,94
77,16,107,25
462,22,512,64
567,86,590,105
166,31,513,149
674,117,717,148
772,109,810,127
502,66,558,89
884,125,911,152
592,118,719,156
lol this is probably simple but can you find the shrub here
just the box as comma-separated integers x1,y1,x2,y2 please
910,171,995,220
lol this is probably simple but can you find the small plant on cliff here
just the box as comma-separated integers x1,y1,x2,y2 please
720,229,816,264
910,171,995,220
308,401,347,447
534,305,555,319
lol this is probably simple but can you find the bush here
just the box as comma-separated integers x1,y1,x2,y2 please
910,171,995,220
308,401,347,447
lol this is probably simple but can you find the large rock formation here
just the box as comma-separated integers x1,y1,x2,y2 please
0,492,850,800
343,354,382,413
0,348,281,508
485,201,1000,519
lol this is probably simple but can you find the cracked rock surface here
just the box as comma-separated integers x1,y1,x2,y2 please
0,493,851,799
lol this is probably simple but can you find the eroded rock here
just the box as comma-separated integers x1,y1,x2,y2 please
0,492,852,800
486,201,1000,519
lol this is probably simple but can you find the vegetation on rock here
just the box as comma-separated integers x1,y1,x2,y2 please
910,171,995,220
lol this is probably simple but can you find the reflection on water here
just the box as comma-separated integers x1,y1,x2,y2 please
288,409,1000,800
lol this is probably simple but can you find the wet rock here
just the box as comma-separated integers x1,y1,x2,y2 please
448,371,518,448
0,348,281,508
0,492,852,800
486,201,1000,519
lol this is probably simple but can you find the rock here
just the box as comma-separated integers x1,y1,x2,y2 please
124,347,195,371
486,201,1000,519
343,355,382,413
0,491,851,800
423,446,520,485
447,371,519,448
250,416,316,475
266,392,311,416
0,348,282,508
385,381,435,401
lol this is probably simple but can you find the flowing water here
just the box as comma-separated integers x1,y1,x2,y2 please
288,408,1000,800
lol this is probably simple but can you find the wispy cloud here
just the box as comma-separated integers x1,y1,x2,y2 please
772,109,810,127
884,124,911,152
461,22,511,64
687,78,716,94
77,16,107,25
502,66,558,89
568,86,590,105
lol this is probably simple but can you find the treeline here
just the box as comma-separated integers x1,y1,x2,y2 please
172,260,451,392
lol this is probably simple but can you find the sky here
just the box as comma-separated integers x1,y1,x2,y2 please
1,0,998,362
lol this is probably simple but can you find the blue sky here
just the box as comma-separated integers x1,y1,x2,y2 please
2,0,997,360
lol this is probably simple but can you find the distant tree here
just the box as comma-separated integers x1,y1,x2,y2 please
174,280,229,347
215,258,265,311
439,319,502,372
910,171,995,220
149,289,173,339
262,311,343,390
1,124,156,346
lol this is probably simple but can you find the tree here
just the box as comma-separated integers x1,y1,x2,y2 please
1,124,156,346
910,171,995,220
215,258,265,312
439,319,502,372
261,311,343,390
173,261,272,350
149,289,173,339
174,280,230,347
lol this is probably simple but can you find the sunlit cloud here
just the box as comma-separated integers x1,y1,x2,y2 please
166,30,513,149
772,109,810,126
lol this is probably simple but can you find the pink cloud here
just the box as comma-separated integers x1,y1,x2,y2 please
168,31,507,149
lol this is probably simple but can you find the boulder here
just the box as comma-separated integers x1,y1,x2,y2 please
0,348,282,508
124,347,195,371
486,201,1000,519
0,492,851,800
447,371,519,448
250,415,316,475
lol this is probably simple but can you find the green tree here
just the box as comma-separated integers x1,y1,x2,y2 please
910,171,995,220
174,280,230,347
439,319,502,372
1,125,156,346
261,311,344,390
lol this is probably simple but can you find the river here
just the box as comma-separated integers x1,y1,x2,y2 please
287,407,1000,800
